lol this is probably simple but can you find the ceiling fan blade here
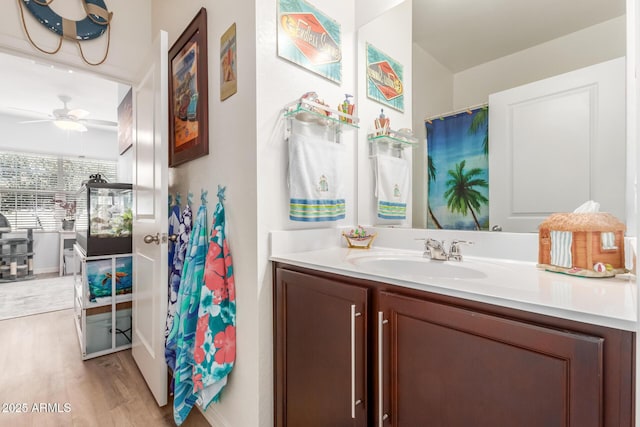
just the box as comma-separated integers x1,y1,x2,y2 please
19,119,52,124
68,108,90,120
8,107,50,117
81,118,118,127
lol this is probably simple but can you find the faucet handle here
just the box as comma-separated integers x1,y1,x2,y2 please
450,239,473,250
414,237,441,247
426,237,444,246
451,239,473,246
449,240,473,261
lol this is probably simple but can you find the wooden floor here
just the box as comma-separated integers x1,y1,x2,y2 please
0,309,211,427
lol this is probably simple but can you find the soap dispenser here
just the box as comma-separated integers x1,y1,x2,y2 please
339,94,355,123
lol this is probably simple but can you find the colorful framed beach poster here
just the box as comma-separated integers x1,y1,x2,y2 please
169,8,209,167
277,0,342,84
426,106,489,231
220,23,237,101
366,43,404,112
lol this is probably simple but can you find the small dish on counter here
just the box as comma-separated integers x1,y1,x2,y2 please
342,225,376,249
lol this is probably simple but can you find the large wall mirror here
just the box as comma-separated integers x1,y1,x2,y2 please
367,0,627,233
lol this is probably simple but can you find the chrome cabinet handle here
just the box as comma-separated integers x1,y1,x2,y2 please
351,304,362,418
378,311,389,425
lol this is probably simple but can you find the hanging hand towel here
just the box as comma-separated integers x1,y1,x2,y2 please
171,200,208,426
288,130,346,222
165,202,192,371
375,154,410,220
193,187,236,408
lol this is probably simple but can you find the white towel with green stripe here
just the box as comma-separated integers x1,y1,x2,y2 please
288,130,346,222
374,154,410,221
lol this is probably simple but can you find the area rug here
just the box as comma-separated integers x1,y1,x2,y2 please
0,275,74,321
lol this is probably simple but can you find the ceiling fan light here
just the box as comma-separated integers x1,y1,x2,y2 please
54,119,87,132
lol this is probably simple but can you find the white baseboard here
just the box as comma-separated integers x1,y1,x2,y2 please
198,405,231,427
34,267,59,275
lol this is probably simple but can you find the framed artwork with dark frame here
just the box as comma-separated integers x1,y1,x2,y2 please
169,7,209,167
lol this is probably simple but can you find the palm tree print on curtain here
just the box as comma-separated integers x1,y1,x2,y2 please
444,160,488,230
427,155,443,229
426,106,489,230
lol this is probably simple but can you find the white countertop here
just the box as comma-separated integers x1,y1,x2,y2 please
271,246,638,331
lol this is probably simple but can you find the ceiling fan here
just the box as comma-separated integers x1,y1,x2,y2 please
17,95,118,132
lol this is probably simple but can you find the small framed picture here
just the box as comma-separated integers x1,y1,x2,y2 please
220,23,237,101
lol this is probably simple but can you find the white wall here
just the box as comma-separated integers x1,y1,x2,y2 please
152,1,259,426
355,0,405,28
357,1,413,227
453,16,626,108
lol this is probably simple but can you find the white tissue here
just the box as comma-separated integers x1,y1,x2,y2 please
573,200,600,213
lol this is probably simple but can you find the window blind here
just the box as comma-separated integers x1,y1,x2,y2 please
0,151,117,231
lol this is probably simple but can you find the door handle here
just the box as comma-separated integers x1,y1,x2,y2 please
143,233,160,244
168,234,178,242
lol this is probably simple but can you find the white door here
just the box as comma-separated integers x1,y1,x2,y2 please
489,57,625,232
131,31,169,406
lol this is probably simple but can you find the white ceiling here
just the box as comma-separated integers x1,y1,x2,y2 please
0,51,121,131
413,0,626,72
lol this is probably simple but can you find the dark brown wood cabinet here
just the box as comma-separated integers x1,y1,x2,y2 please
274,263,634,427
275,268,369,426
378,291,603,426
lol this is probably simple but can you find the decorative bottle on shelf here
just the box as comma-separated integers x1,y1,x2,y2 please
375,109,389,135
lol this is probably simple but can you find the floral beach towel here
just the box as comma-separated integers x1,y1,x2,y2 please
194,186,236,407
165,202,192,371
171,200,208,426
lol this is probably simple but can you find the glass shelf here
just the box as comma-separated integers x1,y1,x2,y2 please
367,130,418,147
283,99,359,130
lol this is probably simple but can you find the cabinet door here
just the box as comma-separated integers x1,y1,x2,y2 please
377,291,603,427
275,268,368,427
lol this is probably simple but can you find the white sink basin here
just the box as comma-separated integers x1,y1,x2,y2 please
350,256,487,280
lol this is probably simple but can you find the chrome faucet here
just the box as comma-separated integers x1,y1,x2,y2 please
423,238,448,260
420,238,474,261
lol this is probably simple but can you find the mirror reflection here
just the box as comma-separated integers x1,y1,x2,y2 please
408,0,626,232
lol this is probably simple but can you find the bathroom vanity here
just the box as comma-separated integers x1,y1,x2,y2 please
272,245,635,426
